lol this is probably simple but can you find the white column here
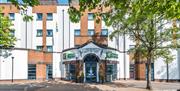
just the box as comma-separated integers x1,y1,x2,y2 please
83,63,86,82
97,62,99,82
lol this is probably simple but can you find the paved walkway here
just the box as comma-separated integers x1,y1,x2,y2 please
0,80,179,91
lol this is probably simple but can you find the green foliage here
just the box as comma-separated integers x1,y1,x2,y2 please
10,0,39,22
68,0,180,89
0,10,16,48
0,0,39,47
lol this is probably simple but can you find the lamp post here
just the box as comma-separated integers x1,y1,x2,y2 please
11,56,14,83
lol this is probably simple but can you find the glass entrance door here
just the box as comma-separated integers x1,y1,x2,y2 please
85,62,97,82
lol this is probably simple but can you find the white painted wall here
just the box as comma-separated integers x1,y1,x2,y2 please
154,50,180,80
52,52,62,78
0,49,28,80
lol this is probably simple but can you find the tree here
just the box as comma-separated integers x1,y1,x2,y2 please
162,51,174,82
9,0,40,21
68,0,180,90
0,0,39,48
0,10,15,47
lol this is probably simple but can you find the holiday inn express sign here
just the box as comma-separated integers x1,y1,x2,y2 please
106,51,118,59
63,49,119,61
62,42,119,61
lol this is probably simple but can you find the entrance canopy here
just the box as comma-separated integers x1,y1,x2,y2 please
62,41,120,63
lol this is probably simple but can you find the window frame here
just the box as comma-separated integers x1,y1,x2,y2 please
88,29,95,36
36,29,43,37
10,29,15,37
88,13,94,21
36,46,43,51
9,13,15,21
74,29,81,36
28,64,36,80
36,13,43,21
47,45,53,52
101,29,108,37
46,29,53,37
47,13,53,21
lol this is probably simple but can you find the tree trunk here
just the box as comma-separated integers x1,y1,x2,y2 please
166,62,169,82
146,51,152,90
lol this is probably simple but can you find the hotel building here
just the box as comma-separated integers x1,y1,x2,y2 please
0,0,180,82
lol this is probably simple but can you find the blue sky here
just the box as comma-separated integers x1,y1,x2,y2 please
1,0,69,4
57,0,69,4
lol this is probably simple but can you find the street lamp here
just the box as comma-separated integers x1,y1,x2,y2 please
11,56,14,83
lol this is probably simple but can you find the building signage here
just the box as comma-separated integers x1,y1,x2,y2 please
80,48,102,57
106,51,118,59
63,51,75,60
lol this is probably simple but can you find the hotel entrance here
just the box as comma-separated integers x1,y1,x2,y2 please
62,41,120,83
84,54,99,82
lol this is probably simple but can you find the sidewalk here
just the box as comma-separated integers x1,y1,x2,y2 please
87,80,180,91
0,80,180,91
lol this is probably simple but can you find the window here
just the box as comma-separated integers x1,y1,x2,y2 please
36,13,43,20
69,64,76,80
47,13,53,20
47,46,53,52
101,13,106,21
28,64,36,80
7,0,10,2
36,46,43,51
36,29,42,37
88,29,95,36
10,29,15,37
0,0,10,3
46,64,53,79
74,29,80,36
101,29,108,36
9,13,15,20
88,13,94,20
47,29,53,37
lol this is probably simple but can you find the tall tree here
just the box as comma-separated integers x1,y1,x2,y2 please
0,10,15,47
0,0,39,48
10,0,39,21
68,0,180,90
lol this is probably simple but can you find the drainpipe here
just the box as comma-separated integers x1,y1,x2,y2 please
25,9,27,48
62,9,64,50
11,56,14,83
123,32,126,80
69,14,70,48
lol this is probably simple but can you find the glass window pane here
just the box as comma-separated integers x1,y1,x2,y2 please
47,13,53,20
74,29,80,36
37,29,42,37
10,29,15,37
88,29,95,36
47,46,53,52
101,29,108,36
28,64,36,80
88,13,94,20
37,13,42,20
47,29,53,37
9,13,15,20
36,46,43,51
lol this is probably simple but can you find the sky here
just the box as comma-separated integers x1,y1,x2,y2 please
0,0,69,4
57,0,69,4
